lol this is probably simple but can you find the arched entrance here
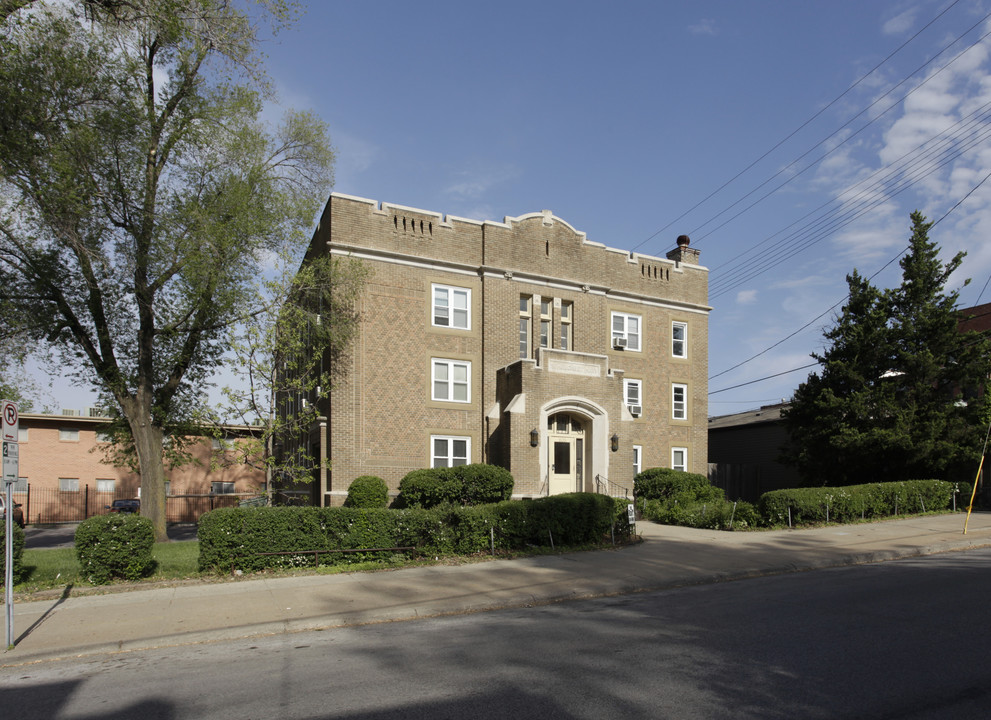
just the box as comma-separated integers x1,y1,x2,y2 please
547,412,586,494
538,397,610,496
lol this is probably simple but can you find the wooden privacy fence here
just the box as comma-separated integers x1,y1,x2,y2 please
10,484,264,525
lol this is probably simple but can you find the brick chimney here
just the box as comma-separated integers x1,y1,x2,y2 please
666,235,700,265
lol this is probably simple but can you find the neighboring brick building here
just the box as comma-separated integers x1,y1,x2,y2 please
11,410,265,523
287,193,710,505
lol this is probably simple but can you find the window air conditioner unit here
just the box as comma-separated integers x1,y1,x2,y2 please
629,404,642,417
613,337,628,349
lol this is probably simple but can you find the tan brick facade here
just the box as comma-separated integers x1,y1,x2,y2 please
304,193,710,504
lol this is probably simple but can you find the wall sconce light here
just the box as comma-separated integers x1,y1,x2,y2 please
611,433,619,452
530,428,539,447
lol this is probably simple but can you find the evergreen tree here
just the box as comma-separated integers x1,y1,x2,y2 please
783,212,991,485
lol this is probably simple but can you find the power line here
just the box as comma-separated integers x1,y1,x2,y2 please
633,0,966,253
689,12,991,246
708,168,991,394
702,26,991,301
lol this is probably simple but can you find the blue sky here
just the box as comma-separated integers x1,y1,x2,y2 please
39,0,991,417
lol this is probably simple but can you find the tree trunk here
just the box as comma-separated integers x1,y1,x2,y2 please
122,401,169,542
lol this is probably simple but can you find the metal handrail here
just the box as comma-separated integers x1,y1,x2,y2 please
595,474,630,499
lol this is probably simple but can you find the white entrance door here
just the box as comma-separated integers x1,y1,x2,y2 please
547,413,585,494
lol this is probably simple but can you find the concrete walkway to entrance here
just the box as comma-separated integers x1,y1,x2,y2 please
4,512,991,667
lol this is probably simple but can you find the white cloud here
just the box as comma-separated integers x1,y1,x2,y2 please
735,289,757,305
688,19,718,36
882,8,917,36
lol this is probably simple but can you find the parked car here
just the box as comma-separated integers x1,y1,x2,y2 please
0,494,25,528
106,498,141,514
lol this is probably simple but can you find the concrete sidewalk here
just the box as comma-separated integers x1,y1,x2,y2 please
4,512,991,667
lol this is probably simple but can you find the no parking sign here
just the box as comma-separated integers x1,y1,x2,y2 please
1,399,17,443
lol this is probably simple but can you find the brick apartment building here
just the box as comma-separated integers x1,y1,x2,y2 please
285,193,710,505
10,410,265,524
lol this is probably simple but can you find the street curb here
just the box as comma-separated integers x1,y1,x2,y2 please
6,534,989,668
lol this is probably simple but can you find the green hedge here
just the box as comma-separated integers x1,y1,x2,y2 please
757,480,969,527
639,497,760,530
198,493,628,572
0,521,25,585
397,464,514,508
75,514,156,584
634,467,724,505
633,467,756,530
344,475,389,508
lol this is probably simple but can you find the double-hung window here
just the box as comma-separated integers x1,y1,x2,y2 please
432,359,471,403
560,301,573,350
672,321,687,358
611,312,641,351
672,447,688,472
432,284,471,330
59,428,79,442
539,299,551,349
672,383,687,420
432,435,470,468
59,478,79,492
624,379,642,415
519,296,532,358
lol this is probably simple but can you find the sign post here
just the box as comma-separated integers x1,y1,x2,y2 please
2,399,18,650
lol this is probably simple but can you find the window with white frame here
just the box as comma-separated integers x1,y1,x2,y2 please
59,427,79,441
672,447,688,472
633,445,642,476
672,383,687,420
672,321,687,358
432,359,471,403
431,435,470,468
17,428,28,442
211,481,235,494
624,379,642,414
560,301,573,350
59,477,80,492
96,478,115,493
432,284,471,330
611,312,641,351
519,295,532,358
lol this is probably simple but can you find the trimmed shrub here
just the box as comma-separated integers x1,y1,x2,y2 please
75,514,155,584
198,492,627,572
344,475,389,508
397,464,514,508
396,469,447,509
642,497,758,530
0,521,25,585
634,467,724,505
446,464,514,506
633,467,750,530
757,479,968,528
198,506,329,572
524,493,617,546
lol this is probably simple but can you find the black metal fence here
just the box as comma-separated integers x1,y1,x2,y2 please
11,484,264,525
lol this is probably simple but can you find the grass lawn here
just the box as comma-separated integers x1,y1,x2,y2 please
16,540,201,594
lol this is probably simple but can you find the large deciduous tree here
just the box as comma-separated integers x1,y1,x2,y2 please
783,212,991,486
0,1,335,539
